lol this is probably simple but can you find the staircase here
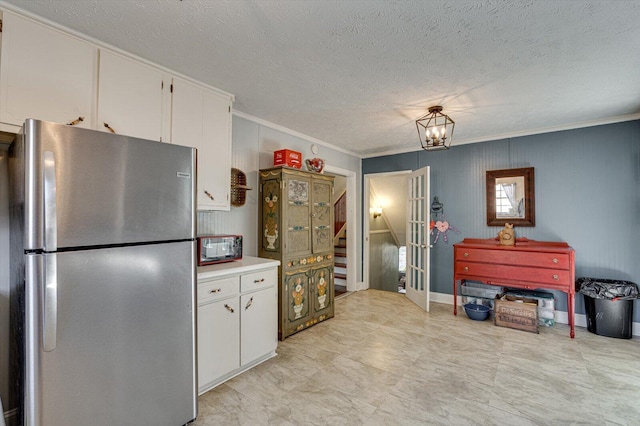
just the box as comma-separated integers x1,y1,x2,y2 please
334,232,347,296
333,190,348,297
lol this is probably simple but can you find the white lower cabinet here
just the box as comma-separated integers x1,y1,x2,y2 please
197,260,278,395
197,296,240,388
240,286,278,366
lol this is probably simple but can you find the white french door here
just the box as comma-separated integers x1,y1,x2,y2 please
405,166,431,311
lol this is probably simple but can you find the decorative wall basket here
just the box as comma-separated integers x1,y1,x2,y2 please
230,168,252,207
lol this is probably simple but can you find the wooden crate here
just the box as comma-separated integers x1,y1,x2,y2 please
494,294,539,333
273,149,302,168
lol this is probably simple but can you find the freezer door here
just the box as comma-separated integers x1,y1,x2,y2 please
17,119,195,250
24,242,197,426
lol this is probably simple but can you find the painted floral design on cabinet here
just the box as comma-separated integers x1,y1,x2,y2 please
262,179,280,251
286,271,309,323
312,265,333,313
316,270,327,309
291,277,305,319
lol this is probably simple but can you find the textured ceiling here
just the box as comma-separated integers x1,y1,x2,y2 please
2,0,640,156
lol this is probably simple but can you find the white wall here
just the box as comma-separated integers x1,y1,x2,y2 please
198,114,364,283
331,174,346,203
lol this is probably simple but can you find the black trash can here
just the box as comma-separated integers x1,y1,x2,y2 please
577,278,638,339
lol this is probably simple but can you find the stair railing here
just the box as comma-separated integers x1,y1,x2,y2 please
333,190,347,243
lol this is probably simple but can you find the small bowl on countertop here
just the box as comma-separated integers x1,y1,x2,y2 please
463,303,491,321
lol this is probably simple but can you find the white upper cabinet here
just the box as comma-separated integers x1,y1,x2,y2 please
97,50,167,141
0,11,234,196
0,12,97,131
171,77,232,211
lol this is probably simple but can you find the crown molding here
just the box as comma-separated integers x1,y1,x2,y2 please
232,110,362,158
361,113,640,159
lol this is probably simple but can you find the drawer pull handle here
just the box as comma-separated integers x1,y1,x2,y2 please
103,122,116,134
552,258,559,264
224,304,234,313
67,116,84,126
463,252,469,257
253,278,265,283
552,274,559,281
245,297,254,310
203,190,214,200
209,288,222,294
464,266,469,272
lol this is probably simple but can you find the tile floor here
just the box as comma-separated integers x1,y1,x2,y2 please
195,290,640,425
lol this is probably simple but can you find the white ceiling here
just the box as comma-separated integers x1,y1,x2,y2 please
2,0,640,157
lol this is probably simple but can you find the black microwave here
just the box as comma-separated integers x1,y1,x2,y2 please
197,235,243,266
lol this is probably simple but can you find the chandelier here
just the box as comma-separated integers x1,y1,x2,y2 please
416,106,455,151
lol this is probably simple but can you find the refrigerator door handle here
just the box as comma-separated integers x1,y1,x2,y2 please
43,253,58,351
43,150,58,251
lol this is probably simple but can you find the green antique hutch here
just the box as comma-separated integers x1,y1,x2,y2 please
258,167,334,340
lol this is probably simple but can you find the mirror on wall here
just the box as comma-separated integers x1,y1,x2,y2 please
486,167,535,226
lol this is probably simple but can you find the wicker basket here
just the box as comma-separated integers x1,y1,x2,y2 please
230,168,252,207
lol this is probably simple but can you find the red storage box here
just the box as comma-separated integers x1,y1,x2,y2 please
273,149,302,168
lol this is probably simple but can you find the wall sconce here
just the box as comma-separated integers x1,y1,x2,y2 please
373,207,383,219
416,105,455,151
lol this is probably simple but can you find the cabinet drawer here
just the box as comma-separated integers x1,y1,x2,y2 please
456,248,569,270
198,276,239,305
241,268,277,293
456,262,572,288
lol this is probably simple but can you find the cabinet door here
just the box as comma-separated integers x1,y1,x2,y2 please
310,263,334,318
0,12,96,130
284,175,312,256
197,298,239,392
282,268,312,338
260,176,282,255
97,50,165,141
171,77,232,210
311,177,334,254
240,286,277,366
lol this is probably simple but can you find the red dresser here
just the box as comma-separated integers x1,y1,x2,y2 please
453,238,576,338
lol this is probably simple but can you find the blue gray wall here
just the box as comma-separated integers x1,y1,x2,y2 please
363,120,640,320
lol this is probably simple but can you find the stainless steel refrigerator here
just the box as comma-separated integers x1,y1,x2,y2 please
9,119,198,426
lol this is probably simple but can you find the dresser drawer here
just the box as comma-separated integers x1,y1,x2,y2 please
456,248,569,270
198,276,239,305
456,262,572,287
241,268,277,293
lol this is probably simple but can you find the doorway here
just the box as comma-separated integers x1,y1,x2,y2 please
363,171,411,293
324,165,357,297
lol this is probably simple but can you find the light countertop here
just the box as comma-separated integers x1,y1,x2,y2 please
197,256,280,280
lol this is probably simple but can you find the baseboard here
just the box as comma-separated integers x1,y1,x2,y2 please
430,291,640,337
